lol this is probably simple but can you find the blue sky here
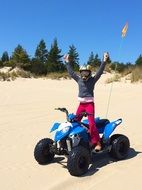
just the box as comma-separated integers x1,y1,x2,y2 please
0,0,142,64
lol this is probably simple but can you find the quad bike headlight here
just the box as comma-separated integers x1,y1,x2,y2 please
61,125,70,133
58,122,71,134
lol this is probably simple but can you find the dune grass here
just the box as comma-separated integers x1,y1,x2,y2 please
131,66,142,82
0,66,142,82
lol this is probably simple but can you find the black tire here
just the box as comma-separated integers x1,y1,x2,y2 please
109,134,130,160
34,138,55,165
67,146,90,176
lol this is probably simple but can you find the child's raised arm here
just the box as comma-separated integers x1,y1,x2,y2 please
64,54,79,82
93,52,109,83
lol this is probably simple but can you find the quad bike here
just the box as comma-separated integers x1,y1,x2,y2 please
34,107,130,176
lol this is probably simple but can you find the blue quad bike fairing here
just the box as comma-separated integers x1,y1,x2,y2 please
50,113,122,143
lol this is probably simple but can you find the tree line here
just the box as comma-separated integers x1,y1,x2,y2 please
0,38,142,76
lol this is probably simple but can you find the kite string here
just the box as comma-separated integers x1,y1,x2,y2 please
105,37,124,118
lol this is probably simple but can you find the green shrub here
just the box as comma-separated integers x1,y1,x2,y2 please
0,72,11,81
0,69,33,81
105,74,121,83
15,70,32,78
131,67,142,82
46,72,70,80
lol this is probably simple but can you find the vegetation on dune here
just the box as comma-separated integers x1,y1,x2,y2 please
0,38,142,82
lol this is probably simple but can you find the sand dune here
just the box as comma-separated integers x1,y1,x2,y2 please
0,77,142,190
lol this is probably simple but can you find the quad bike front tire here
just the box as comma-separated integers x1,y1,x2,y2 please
34,138,55,165
67,146,90,176
109,134,130,160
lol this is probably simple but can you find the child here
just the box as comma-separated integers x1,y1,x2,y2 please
64,52,109,151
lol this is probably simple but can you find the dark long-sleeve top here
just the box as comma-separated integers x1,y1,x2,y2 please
66,62,106,99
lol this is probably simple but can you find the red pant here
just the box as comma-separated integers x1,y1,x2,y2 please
76,102,100,145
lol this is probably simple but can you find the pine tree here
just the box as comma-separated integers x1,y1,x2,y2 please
87,52,101,68
87,52,95,65
11,45,30,68
35,39,48,63
0,59,3,67
31,57,46,75
31,39,48,75
68,45,79,71
110,62,126,73
93,54,101,67
46,38,65,72
1,51,9,63
135,54,142,67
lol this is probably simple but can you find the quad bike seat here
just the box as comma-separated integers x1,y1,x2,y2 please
96,119,110,128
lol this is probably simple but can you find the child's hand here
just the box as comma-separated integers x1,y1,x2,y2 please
63,54,70,63
103,52,109,62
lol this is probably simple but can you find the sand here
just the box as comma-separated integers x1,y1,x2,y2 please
0,77,142,190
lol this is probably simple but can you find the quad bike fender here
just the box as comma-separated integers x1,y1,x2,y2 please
50,122,60,132
103,119,122,140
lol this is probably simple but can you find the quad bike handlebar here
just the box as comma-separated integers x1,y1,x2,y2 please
55,107,93,122
55,107,69,121
55,107,69,115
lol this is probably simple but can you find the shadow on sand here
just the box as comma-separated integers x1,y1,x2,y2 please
51,147,142,176
83,147,142,177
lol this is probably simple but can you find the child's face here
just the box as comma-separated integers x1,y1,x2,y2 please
80,70,91,80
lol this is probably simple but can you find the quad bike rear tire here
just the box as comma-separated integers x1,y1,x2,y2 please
109,134,130,160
